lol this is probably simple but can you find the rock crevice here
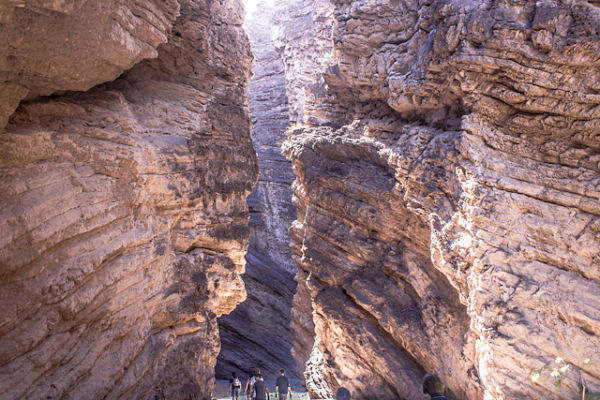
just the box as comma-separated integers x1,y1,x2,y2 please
216,0,299,383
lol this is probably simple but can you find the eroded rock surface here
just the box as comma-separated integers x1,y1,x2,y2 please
273,0,340,126
271,2,341,391
216,2,299,381
280,0,600,399
0,0,180,131
0,1,256,399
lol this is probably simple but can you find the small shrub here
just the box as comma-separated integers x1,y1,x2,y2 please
530,356,596,399
288,123,305,131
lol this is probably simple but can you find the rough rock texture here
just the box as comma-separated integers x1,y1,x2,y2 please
273,0,338,126
271,2,339,390
246,2,297,277
0,1,256,399
216,2,299,382
281,0,600,399
0,0,180,131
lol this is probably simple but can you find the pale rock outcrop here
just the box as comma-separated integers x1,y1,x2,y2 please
0,1,256,399
272,0,341,126
216,2,299,381
0,0,180,131
281,0,600,399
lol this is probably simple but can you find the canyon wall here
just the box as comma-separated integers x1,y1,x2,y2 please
273,0,340,127
216,2,299,381
271,3,339,392
0,1,256,399
279,0,600,399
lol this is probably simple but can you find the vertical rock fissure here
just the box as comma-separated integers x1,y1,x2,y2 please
215,0,301,385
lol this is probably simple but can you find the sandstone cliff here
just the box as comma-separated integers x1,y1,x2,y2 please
0,1,256,399
216,2,299,381
272,0,341,127
280,0,600,399
0,0,180,133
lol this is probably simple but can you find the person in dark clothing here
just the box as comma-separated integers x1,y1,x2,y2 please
422,373,453,400
245,369,261,399
275,369,292,400
229,372,242,400
252,374,270,400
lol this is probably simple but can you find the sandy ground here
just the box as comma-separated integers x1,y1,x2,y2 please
214,380,312,400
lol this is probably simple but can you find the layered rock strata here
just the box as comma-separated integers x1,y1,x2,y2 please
281,0,600,399
0,0,179,132
0,1,256,399
272,0,341,126
271,2,341,390
216,2,299,381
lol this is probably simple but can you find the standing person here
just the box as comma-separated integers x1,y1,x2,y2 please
245,369,261,399
422,373,453,400
229,372,242,400
252,374,270,400
275,369,292,400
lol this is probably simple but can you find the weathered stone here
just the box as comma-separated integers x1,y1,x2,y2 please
0,0,256,399
0,0,180,132
280,0,600,399
272,0,342,127
283,124,480,399
216,248,297,382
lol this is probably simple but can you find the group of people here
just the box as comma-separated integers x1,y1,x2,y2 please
229,369,292,400
228,370,450,400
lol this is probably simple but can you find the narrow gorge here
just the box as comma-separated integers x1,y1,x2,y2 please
1,1,599,400
215,1,299,381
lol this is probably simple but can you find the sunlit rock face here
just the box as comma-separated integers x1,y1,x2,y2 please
216,2,299,380
271,2,341,394
280,0,600,399
0,1,256,399
272,0,342,127
0,0,180,132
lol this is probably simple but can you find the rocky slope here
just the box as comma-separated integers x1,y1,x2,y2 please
216,2,299,381
280,0,600,399
0,1,256,399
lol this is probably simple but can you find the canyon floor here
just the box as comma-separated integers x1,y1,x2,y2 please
213,380,312,400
